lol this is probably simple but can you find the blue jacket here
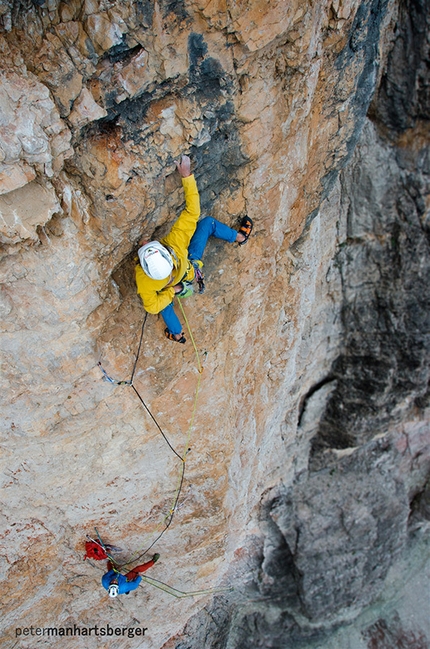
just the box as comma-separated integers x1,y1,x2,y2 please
102,570,141,594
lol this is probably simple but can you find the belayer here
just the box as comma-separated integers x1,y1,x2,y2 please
84,539,159,598
102,554,160,598
86,537,233,599
135,154,253,343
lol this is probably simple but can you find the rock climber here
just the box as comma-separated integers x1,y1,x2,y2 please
101,554,160,598
85,539,160,598
135,154,253,343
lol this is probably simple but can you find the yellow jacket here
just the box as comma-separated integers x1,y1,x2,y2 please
135,174,200,314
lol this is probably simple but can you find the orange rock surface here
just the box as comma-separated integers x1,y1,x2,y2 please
1,1,428,648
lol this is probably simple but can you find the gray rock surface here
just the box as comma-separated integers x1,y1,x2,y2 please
172,111,430,647
172,0,430,644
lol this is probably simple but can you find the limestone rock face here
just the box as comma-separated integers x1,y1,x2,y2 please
0,1,429,648
0,66,72,195
0,180,60,245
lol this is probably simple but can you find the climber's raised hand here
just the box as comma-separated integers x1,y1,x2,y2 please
175,155,191,178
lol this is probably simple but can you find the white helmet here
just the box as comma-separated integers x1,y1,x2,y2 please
138,242,173,280
108,583,119,598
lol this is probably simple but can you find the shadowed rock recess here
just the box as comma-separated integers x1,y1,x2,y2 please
0,1,429,648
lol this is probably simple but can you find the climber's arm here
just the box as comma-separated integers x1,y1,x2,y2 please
164,156,200,251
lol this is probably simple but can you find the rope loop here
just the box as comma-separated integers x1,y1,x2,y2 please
96,300,203,570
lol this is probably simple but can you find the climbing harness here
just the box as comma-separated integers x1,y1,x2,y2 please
176,281,194,299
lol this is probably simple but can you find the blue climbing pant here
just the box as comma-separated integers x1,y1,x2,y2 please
188,216,237,261
161,302,183,335
162,217,237,335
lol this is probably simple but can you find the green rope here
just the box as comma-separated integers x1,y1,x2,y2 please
140,574,233,599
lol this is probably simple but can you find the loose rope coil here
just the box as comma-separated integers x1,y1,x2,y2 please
96,298,203,569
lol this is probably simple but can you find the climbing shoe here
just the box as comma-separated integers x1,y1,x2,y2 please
164,328,186,344
238,215,253,245
191,259,205,294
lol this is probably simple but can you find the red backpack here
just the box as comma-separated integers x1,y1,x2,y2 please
84,540,108,561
